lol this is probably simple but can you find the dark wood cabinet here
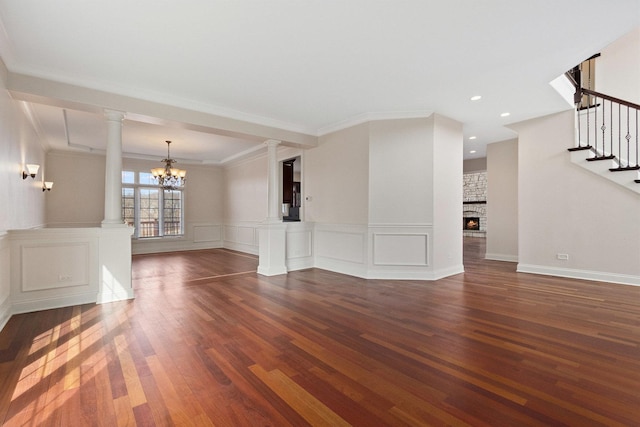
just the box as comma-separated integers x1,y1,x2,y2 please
283,160,294,204
283,159,300,221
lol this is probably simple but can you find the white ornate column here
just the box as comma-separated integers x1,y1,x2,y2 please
257,139,288,276
265,139,282,223
102,109,125,227
97,109,134,304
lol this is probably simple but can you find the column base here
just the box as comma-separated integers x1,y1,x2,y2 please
257,222,287,276
97,226,135,304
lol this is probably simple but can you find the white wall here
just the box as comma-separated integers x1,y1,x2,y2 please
514,110,640,285
125,158,224,254
305,123,370,225
222,151,268,253
368,118,433,225
0,74,47,231
0,58,47,329
596,27,640,104
309,115,463,280
46,151,105,227
463,157,487,173
46,151,224,254
486,139,518,262
223,153,268,223
431,114,464,277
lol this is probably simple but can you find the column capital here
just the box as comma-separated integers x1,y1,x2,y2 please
104,109,126,122
264,139,282,148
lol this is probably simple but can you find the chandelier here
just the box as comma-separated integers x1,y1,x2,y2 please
150,140,187,189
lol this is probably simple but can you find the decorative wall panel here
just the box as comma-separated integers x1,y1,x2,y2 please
373,233,429,266
316,229,366,264
21,243,90,291
286,230,312,259
193,224,222,243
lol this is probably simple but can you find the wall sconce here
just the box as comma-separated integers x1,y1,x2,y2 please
42,181,54,192
22,164,40,179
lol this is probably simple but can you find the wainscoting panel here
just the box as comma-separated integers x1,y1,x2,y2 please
517,263,640,287
316,228,366,264
372,233,429,266
21,242,90,291
193,224,222,243
314,224,368,278
132,223,223,255
0,233,10,331
9,228,100,315
224,222,259,255
285,222,314,271
237,226,256,246
367,224,436,280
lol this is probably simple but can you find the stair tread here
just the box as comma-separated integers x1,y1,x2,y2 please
567,145,593,152
609,166,640,172
586,155,616,161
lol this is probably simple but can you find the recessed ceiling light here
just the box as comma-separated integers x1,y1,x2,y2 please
469,150,477,154
469,136,477,140
500,112,511,117
470,95,482,101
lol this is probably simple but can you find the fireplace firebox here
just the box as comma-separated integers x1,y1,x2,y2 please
463,217,480,231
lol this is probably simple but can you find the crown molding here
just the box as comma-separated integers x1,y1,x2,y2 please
316,110,434,136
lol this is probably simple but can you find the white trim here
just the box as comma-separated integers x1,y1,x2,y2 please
9,67,318,137
224,241,258,256
372,232,429,266
317,110,433,136
517,264,640,287
485,253,518,262
223,222,259,255
368,223,434,228
12,292,97,315
96,288,134,305
432,265,466,280
314,257,369,279
0,231,10,332
220,144,267,165
0,295,11,333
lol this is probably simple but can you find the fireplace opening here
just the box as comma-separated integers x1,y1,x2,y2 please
463,217,480,231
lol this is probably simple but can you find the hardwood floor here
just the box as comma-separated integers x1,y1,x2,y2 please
1,240,640,426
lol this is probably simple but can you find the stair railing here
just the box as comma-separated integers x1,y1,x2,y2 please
567,64,640,173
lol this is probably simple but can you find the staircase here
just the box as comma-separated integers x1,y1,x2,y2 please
566,59,640,194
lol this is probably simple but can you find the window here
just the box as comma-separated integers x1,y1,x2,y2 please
122,171,184,238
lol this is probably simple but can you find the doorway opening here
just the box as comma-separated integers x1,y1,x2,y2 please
282,156,301,221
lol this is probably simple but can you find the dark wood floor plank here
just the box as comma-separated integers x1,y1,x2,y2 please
1,242,640,425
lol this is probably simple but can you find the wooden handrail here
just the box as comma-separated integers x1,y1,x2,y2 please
564,69,579,89
581,88,640,111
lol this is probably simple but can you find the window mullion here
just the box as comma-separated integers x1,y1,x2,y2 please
134,185,141,238
159,189,165,237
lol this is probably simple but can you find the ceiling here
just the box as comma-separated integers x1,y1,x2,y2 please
1,1,639,163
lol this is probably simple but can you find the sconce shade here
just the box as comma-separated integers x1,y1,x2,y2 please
43,181,54,192
22,164,40,179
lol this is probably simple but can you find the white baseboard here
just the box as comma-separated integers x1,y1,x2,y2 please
224,241,259,255
314,257,369,279
0,296,11,333
517,264,640,287
485,253,518,262
432,265,465,280
132,239,222,255
11,292,98,316
286,256,314,272
96,288,135,304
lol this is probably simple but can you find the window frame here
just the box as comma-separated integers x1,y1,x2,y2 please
122,170,185,239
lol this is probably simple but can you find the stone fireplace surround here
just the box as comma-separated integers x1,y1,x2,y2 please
463,172,487,237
